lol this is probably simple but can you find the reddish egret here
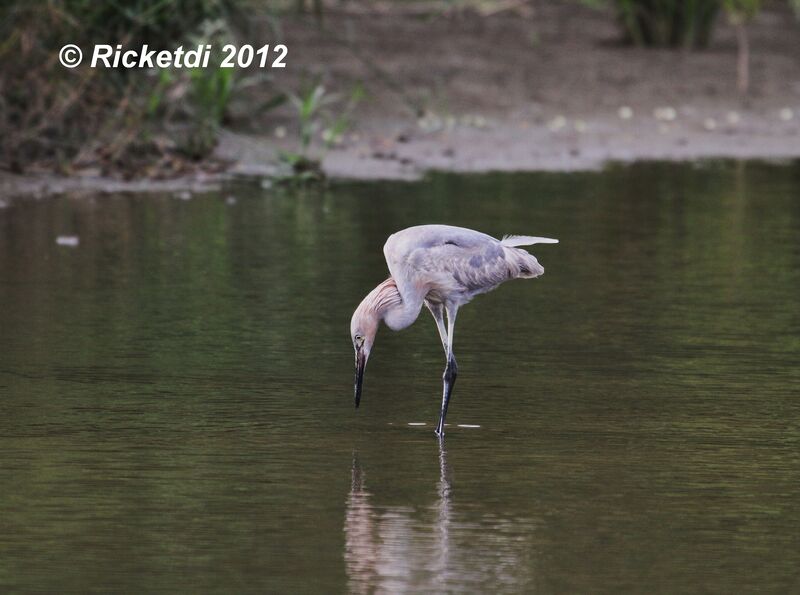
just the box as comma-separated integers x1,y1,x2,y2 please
350,224,557,436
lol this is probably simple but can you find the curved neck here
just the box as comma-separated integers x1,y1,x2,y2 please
363,278,422,331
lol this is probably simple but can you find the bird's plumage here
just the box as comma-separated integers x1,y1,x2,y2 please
500,235,560,247
383,224,556,309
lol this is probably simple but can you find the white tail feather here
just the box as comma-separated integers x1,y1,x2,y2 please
501,235,559,247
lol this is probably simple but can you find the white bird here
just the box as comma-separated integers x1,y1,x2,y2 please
350,224,558,436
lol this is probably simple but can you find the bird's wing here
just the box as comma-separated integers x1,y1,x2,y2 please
384,225,551,301
407,241,511,294
384,225,499,298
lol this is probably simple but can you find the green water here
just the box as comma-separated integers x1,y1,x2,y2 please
1,162,799,593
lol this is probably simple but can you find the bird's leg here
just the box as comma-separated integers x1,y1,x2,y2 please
435,305,458,437
426,301,448,355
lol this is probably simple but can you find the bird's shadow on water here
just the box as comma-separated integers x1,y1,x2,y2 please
343,438,537,594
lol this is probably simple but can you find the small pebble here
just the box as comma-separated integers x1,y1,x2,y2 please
260,179,273,190
225,196,237,205
274,126,287,139
548,115,567,131
417,113,443,132
574,119,587,133
726,111,741,125
779,108,794,121
618,106,634,120
177,191,192,201
321,129,334,143
56,235,79,247
654,107,677,121
703,118,717,131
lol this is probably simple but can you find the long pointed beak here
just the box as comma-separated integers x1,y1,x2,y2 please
354,348,366,409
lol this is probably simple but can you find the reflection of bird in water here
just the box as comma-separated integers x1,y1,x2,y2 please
344,452,379,590
432,441,451,591
343,443,538,593
350,225,557,435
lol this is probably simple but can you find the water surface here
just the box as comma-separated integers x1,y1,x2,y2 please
1,162,799,593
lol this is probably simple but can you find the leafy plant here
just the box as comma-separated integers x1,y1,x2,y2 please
278,82,364,181
173,19,284,159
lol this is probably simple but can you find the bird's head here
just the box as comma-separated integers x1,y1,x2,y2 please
350,306,379,409
350,278,402,409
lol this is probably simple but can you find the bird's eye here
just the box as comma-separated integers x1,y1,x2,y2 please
355,335,364,346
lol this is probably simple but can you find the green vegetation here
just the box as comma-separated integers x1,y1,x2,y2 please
617,0,720,48
0,0,242,174
278,82,363,182
588,0,798,49
581,0,720,48
183,21,238,158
